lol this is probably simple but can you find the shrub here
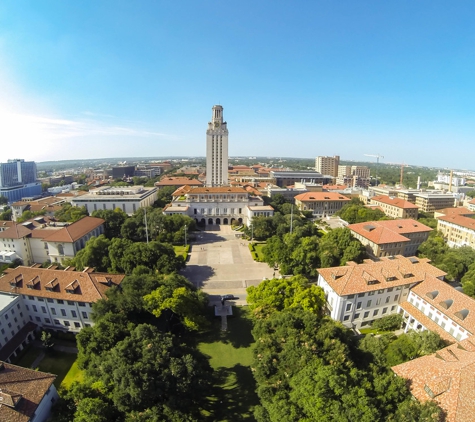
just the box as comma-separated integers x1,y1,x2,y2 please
372,313,403,331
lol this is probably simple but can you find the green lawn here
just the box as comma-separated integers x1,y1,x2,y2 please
61,360,85,388
198,307,259,421
252,243,266,262
13,346,82,389
174,245,190,260
359,327,392,336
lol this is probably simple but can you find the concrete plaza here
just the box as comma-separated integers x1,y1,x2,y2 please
182,225,276,305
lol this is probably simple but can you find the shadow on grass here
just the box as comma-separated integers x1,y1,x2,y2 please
199,307,254,349
205,364,259,422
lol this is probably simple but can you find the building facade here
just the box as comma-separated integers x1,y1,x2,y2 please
206,105,229,187
163,185,273,226
348,219,432,258
71,185,157,215
315,155,340,177
369,195,419,219
294,192,350,219
414,192,456,212
317,256,446,329
0,159,42,203
436,214,475,248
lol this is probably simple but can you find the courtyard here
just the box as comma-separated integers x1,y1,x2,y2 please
182,225,276,305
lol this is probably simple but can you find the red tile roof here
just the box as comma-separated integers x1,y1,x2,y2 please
348,219,432,245
437,214,475,231
371,195,419,209
317,256,446,296
409,277,475,336
392,337,475,422
0,361,56,422
41,216,104,243
0,266,124,303
294,192,350,202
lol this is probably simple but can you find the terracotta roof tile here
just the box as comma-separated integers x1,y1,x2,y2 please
0,361,56,422
437,214,475,231
348,219,432,245
0,266,124,303
409,277,475,336
294,192,351,202
371,195,419,209
42,216,104,243
318,256,446,296
392,337,475,422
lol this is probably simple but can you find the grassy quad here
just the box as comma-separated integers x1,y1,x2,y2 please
198,306,259,421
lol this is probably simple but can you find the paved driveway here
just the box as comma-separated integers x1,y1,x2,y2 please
182,225,276,305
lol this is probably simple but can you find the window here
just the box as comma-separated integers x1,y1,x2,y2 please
54,319,60,325
51,308,56,315
28,296,34,300
376,298,381,305
373,309,379,316
354,313,360,319
25,305,29,311
85,323,91,328
356,302,362,310
368,291,375,296
35,317,41,322
64,321,70,327
57,300,64,304
37,298,44,302
378,289,384,294
82,312,88,319
71,310,77,318
47,298,54,303
41,306,47,314
367,300,372,307
67,301,74,306
385,296,390,303
345,303,352,312
44,318,51,324
343,315,350,321
382,307,387,314
364,311,369,318
74,322,81,328
347,294,355,299
357,293,365,298
61,309,66,317
78,302,86,307
394,295,399,302
32,305,37,312
387,287,394,292
391,306,396,311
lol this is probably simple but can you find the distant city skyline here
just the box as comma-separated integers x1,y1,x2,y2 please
0,1,474,170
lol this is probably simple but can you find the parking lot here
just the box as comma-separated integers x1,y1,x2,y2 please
182,225,276,305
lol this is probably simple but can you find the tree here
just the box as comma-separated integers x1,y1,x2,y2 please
154,186,176,208
0,208,12,221
439,246,475,281
144,282,208,331
337,200,387,224
55,203,88,222
0,196,8,205
417,231,449,265
41,330,54,349
461,263,475,297
247,276,325,318
319,228,366,267
72,235,111,272
91,208,128,239
371,314,403,331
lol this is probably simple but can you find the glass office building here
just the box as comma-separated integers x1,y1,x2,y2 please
0,159,41,203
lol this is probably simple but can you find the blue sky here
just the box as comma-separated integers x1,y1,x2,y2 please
0,1,474,169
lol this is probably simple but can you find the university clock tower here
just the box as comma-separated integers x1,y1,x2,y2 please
206,105,229,187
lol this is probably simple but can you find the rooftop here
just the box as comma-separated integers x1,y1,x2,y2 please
348,219,432,245
371,195,419,209
0,266,124,303
0,361,56,422
392,337,475,422
437,214,475,231
294,192,350,202
317,255,446,296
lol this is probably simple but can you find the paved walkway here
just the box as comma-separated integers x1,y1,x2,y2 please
182,225,277,306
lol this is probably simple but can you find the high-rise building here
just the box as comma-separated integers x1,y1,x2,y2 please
0,159,41,203
315,155,340,177
206,105,228,187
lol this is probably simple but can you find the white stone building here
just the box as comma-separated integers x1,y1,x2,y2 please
316,256,446,329
206,105,229,187
71,185,158,215
163,185,273,226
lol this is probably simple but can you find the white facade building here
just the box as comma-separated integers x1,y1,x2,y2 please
206,105,229,187
71,185,157,215
316,256,446,329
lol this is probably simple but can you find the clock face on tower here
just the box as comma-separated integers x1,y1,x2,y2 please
214,121,220,128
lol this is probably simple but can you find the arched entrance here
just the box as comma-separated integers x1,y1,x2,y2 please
208,218,213,225
238,218,243,224
216,218,221,225
200,218,206,226
223,218,228,225
231,218,236,225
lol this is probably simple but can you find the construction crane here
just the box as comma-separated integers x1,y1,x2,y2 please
364,154,384,186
